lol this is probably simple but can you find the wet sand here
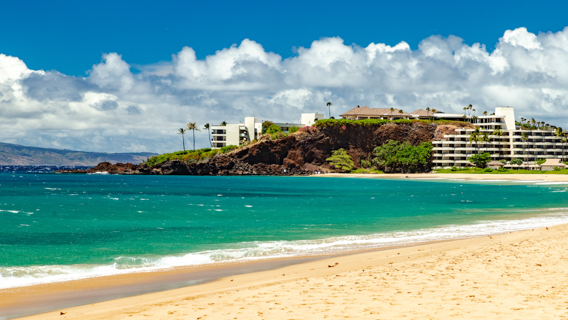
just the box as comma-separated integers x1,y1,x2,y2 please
14,224,568,319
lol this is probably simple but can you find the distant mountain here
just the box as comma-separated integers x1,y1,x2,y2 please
0,142,157,166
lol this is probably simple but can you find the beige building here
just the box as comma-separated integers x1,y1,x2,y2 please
432,107,567,168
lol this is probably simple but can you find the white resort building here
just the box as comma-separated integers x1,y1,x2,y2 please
210,113,324,149
432,107,567,169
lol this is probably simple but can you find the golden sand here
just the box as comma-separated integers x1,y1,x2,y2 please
16,224,568,319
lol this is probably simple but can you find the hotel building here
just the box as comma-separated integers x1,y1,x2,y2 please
432,107,567,168
210,113,324,149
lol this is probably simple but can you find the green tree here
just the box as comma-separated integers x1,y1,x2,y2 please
262,121,276,133
469,128,481,154
177,128,187,152
326,148,354,172
372,140,433,173
289,125,300,133
510,158,523,166
493,128,504,158
469,152,491,168
186,122,201,151
521,132,529,160
221,121,227,126
204,123,211,147
326,101,332,119
265,124,283,134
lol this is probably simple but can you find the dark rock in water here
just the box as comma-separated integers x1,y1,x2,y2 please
58,121,440,176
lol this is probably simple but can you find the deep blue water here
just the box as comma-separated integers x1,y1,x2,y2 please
1,173,568,288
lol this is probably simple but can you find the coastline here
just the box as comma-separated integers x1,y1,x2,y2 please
5,174,568,319
14,224,568,319
317,172,568,182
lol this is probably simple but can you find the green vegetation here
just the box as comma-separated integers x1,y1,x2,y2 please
468,152,491,168
144,146,237,166
536,158,546,165
314,118,473,129
265,124,283,134
326,148,355,172
372,140,433,173
288,126,300,133
262,121,276,133
435,167,568,174
510,158,523,165
352,168,384,174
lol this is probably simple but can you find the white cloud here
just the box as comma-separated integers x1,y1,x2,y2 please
1,27,568,154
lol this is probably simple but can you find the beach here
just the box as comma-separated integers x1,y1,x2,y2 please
11,223,568,319
320,172,568,182
5,173,568,319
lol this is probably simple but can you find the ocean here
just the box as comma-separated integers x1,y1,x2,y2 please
2,173,568,289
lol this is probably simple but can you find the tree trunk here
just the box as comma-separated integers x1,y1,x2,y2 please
182,134,185,152
193,129,196,150
208,129,212,147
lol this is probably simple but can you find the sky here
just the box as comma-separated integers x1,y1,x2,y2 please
1,0,568,153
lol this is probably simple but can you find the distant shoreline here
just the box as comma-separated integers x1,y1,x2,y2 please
315,172,568,182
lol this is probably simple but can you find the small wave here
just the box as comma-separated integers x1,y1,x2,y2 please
534,182,568,185
87,172,109,175
3,210,568,289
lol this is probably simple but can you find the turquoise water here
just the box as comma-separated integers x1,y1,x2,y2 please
2,173,568,288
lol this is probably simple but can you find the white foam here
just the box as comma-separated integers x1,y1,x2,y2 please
3,209,568,290
87,172,109,175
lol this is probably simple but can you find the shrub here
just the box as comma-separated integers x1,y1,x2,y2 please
469,153,491,168
220,145,238,153
510,158,523,165
451,166,458,171
262,121,275,133
360,159,372,168
483,167,493,172
497,167,507,172
265,124,283,134
373,140,433,173
499,159,507,164
553,166,563,171
288,126,300,133
536,159,546,165
326,148,355,172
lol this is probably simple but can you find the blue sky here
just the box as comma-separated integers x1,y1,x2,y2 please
1,1,568,153
2,0,567,75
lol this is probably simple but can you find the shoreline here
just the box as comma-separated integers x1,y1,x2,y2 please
5,174,568,318
14,223,568,319
317,172,568,182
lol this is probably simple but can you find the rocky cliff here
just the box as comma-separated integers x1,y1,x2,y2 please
59,122,452,175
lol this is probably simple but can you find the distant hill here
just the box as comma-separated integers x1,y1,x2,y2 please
0,142,157,166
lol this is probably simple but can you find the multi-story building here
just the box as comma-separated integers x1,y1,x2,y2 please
210,113,324,149
432,107,567,168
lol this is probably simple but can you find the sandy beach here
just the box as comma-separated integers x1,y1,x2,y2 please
10,222,568,319
319,172,568,182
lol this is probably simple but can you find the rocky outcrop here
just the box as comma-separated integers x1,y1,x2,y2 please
58,122,439,176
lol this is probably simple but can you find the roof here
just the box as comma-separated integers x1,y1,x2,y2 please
540,159,565,166
340,106,412,117
410,109,443,116
487,160,505,166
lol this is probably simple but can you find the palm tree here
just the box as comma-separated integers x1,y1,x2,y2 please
469,128,481,154
177,128,187,152
326,102,332,119
221,121,227,126
204,123,212,147
493,128,504,159
555,127,564,160
390,107,395,119
398,109,404,119
482,132,491,152
483,111,488,116
186,122,201,151
431,108,437,121
562,134,568,162
521,132,529,160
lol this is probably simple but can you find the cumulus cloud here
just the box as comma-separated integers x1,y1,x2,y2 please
1,27,568,153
